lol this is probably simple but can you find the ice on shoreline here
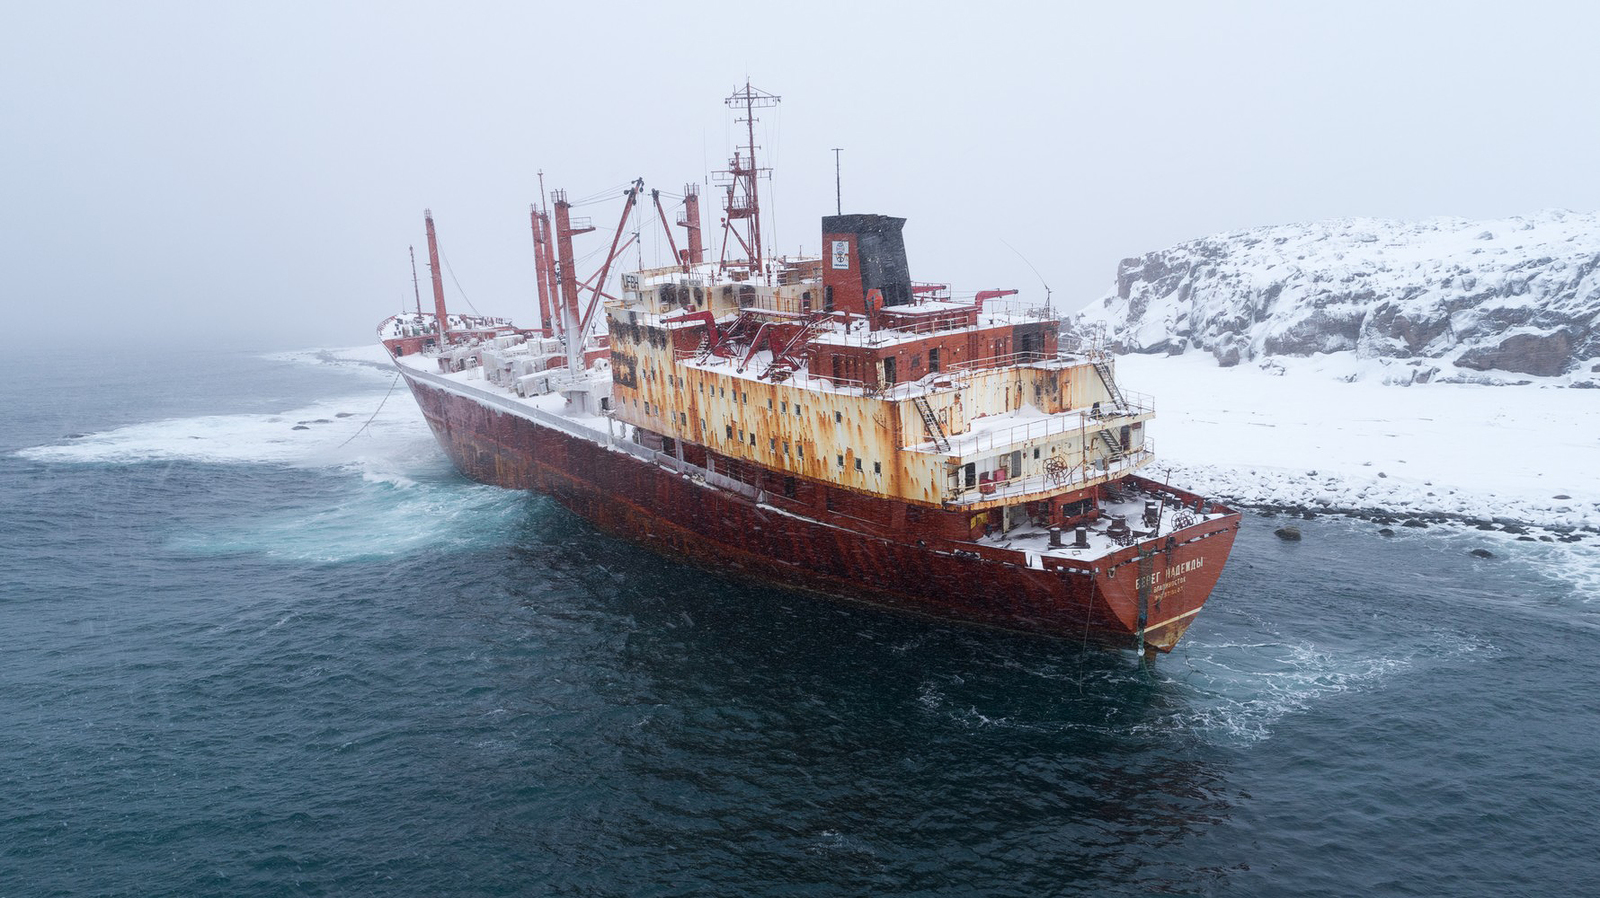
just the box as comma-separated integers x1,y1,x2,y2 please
1119,352,1599,534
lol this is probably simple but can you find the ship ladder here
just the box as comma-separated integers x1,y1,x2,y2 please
913,395,951,453
1093,357,1130,414
1097,428,1126,462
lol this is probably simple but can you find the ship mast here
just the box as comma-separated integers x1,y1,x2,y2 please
717,81,779,283
409,246,424,318
424,210,450,345
551,190,596,375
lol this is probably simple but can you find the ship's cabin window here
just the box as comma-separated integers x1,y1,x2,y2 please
769,438,776,451
834,411,842,423
837,454,844,468
600,397,611,411
726,425,733,440
742,391,748,404
781,401,788,414
797,444,804,458
928,348,940,372
1034,447,1041,459
855,458,863,472
963,462,976,488
795,404,802,418
767,398,773,410
883,357,897,385
873,462,881,475
749,433,756,446
681,412,688,426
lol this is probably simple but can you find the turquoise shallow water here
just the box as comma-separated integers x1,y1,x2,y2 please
3,347,1597,897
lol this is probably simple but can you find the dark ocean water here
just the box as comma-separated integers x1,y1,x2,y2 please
3,347,1598,897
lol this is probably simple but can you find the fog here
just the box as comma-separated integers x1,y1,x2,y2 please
4,1,1595,351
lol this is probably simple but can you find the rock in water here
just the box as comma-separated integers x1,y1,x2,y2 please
1470,548,1495,558
1275,525,1302,541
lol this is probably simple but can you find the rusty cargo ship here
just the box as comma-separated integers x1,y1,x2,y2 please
380,85,1239,654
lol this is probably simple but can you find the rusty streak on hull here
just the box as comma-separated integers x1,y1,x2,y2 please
402,370,1239,652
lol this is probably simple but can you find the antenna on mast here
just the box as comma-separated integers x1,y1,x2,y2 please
831,147,843,215
715,80,779,283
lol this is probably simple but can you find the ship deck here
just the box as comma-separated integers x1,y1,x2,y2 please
391,351,1221,568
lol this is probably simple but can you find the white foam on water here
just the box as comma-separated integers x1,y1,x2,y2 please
1151,629,1497,745
168,476,528,563
18,344,434,485
18,345,535,562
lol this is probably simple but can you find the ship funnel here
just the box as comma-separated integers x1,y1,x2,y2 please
820,214,911,319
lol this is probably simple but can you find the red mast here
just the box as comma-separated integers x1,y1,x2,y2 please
424,209,450,345
530,205,555,338
552,189,595,372
680,183,704,266
717,81,779,282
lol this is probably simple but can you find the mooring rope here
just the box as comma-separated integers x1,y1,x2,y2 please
337,370,403,449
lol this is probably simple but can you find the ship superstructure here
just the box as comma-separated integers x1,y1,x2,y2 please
378,85,1239,654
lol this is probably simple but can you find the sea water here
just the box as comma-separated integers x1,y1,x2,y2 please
3,346,1598,897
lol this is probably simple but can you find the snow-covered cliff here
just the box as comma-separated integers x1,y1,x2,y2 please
1071,210,1600,384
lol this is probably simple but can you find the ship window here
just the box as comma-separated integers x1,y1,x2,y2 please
739,428,745,440
750,432,756,446
783,440,790,455
929,348,941,372
769,438,776,451
855,458,863,472
1034,447,1040,459
873,461,881,475
834,411,842,423
796,404,802,417
720,387,725,398
726,425,733,440
742,391,748,404
824,285,835,312
883,357,897,385
797,444,804,458
681,412,688,426
781,401,788,414
963,462,976,488
837,454,844,468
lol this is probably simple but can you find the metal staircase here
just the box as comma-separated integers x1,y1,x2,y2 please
1090,353,1129,413
1097,428,1126,461
913,395,951,453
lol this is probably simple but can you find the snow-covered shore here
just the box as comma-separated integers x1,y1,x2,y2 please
1119,352,1599,537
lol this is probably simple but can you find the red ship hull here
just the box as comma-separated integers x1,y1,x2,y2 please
400,367,1239,652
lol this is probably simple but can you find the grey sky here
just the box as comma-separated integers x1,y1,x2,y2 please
4,1,1596,350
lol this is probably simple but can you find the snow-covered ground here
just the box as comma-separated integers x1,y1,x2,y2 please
1118,351,1600,535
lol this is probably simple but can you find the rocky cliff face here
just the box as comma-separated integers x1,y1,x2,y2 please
1070,210,1600,383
